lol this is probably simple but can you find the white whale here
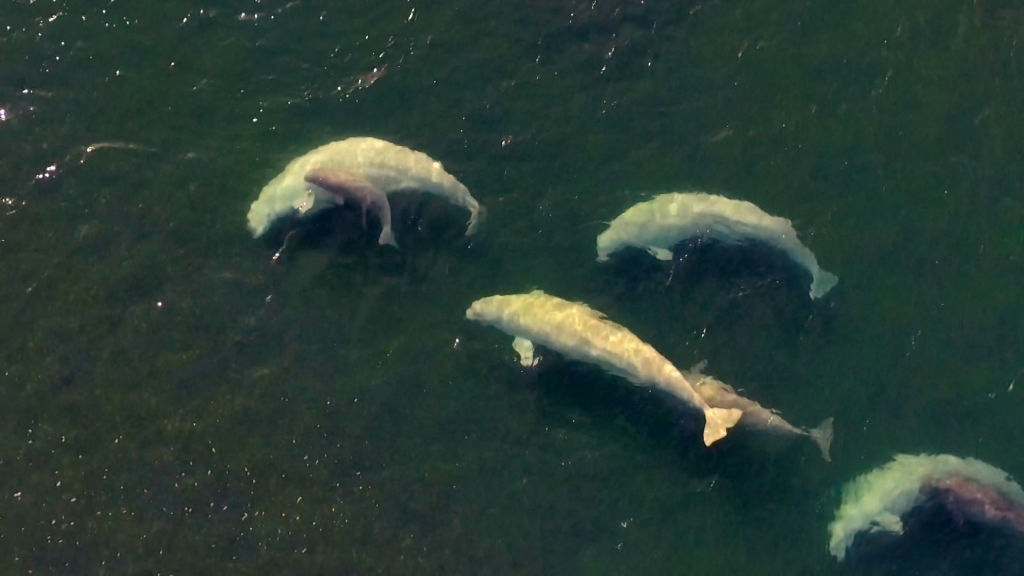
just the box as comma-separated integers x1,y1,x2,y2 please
596,192,838,299
828,453,1024,560
465,290,742,446
247,137,484,239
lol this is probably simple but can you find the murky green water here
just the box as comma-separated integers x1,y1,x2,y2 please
1,1,1022,574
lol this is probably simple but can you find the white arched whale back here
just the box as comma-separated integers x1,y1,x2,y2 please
247,137,483,238
595,192,838,299
828,453,1024,560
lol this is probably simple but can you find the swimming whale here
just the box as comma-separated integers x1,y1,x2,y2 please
596,192,838,299
684,362,833,461
828,453,1024,560
247,137,484,239
304,168,397,247
922,475,1024,534
465,290,743,446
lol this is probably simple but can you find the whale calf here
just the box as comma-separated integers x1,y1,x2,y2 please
247,137,484,239
465,290,742,446
304,168,397,247
596,192,838,299
684,362,833,461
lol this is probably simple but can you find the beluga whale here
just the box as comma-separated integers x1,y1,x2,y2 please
303,168,397,247
247,137,484,242
828,453,1024,561
465,290,743,446
684,362,833,461
596,192,838,299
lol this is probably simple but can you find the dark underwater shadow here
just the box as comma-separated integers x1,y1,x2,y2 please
252,194,493,286
594,237,839,370
517,350,826,481
838,499,1024,576
600,236,824,302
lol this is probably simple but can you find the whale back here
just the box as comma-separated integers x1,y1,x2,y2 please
597,192,795,258
596,192,838,298
248,137,483,237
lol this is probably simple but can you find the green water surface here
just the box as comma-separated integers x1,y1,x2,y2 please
1,1,1022,574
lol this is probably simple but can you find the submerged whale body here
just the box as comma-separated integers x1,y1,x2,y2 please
247,137,484,240
684,363,833,461
828,453,1024,561
465,290,742,446
596,192,838,299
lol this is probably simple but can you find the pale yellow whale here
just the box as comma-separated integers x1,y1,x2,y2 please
466,290,742,446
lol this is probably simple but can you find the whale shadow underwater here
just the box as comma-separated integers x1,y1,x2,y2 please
258,191,479,247
511,351,830,475
600,235,826,302
254,192,492,284
596,236,838,362
598,236,838,347
837,499,1024,576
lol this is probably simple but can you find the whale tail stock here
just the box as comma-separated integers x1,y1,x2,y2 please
702,407,743,446
809,417,835,462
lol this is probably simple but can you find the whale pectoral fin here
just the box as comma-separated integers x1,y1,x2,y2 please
512,336,539,368
871,512,904,534
291,188,318,214
647,246,674,261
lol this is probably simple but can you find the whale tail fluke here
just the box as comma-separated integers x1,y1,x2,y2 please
702,407,743,446
466,204,486,236
378,227,399,248
809,417,835,462
810,270,839,299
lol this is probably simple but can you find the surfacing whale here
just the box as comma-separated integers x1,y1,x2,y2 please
465,290,743,446
247,137,484,240
829,453,1024,561
596,192,838,299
